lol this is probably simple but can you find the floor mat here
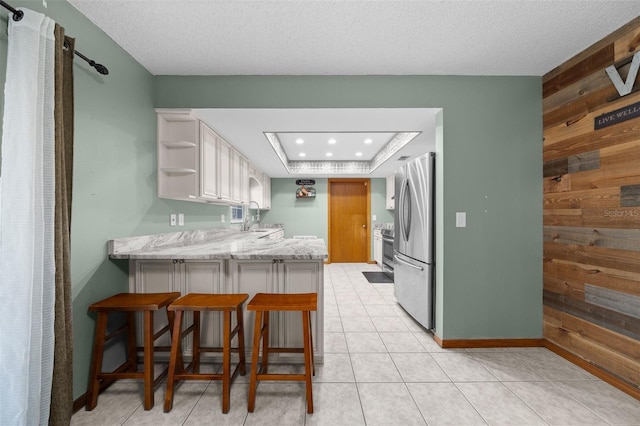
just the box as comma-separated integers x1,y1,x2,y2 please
362,271,393,283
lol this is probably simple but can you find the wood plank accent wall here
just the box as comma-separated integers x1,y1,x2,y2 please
543,16,640,391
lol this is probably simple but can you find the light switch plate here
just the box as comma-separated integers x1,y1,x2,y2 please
178,213,184,226
456,212,466,228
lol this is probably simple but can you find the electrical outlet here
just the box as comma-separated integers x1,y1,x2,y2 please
221,214,225,223
170,214,177,226
178,213,184,226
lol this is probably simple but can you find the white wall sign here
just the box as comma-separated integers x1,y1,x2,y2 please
606,51,640,98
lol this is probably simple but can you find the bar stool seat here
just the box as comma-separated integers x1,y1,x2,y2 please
86,292,180,411
247,292,317,414
164,293,249,414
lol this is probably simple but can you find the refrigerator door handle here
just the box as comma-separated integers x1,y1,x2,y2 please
398,178,405,242
405,179,411,241
399,178,411,242
394,254,424,271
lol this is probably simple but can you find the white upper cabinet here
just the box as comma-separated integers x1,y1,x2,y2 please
157,110,267,206
157,111,199,201
248,169,263,207
247,170,272,210
386,175,395,210
262,173,271,210
241,157,250,204
200,122,233,202
217,136,233,201
231,151,249,204
200,122,219,200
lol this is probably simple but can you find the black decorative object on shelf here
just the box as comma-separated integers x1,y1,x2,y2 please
296,179,316,198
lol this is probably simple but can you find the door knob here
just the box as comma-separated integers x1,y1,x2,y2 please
362,224,366,228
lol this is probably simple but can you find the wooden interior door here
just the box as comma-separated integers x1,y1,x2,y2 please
328,179,370,263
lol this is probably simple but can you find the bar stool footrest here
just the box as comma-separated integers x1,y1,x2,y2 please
174,362,243,381
256,373,307,381
265,347,306,354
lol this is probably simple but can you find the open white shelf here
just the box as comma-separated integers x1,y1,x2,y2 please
159,112,196,122
160,168,197,175
161,140,197,149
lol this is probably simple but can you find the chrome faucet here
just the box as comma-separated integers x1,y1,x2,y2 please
243,201,261,231
248,201,261,222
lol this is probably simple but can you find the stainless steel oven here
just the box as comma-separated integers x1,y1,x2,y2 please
381,228,394,279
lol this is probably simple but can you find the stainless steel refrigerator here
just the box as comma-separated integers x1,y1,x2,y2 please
393,152,435,329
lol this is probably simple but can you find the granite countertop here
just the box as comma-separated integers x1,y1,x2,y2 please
108,227,328,260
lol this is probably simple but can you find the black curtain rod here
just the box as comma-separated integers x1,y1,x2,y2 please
1,0,109,75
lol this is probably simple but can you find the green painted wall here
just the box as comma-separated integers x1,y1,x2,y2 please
434,110,446,335
370,177,395,226
1,0,542,402
370,177,395,254
262,178,393,256
263,179,328,240
155,75,543,340
0,1,228,400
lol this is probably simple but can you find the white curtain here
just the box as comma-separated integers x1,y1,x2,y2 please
0,8,56,426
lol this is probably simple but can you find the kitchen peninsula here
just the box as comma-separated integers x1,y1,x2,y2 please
108,228,328,363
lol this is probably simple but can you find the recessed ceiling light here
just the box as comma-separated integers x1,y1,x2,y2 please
326,152,333,157
296,138,304,144
364,138,372,144
299,152,306,157
328,138,337,145
355,152,363,157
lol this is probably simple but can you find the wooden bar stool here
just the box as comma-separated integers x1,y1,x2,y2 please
247,292,317,414
164,293,249,414
86,292,180,411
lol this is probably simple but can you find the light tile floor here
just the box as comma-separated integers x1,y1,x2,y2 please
72,263,640,425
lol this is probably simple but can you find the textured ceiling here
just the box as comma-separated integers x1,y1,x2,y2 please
68,0,640,76
65,1,640,177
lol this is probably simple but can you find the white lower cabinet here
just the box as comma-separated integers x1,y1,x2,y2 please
182,261,226,353
130,259,225,356
129,258,323,363
228,260,278,352
277,260,323,361
373,229,383,268
228,259,324,362
129,260,178,349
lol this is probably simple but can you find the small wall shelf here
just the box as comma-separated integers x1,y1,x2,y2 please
161,113,196,122
161,168,197,175
161,140,197,149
